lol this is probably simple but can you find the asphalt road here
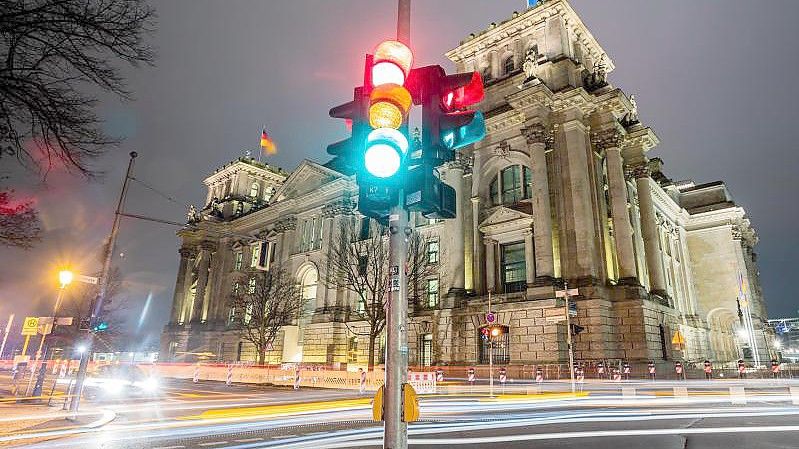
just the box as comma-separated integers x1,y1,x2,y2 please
3,377,799,449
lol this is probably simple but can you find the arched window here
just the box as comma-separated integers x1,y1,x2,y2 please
299,265,319,314
502,56,515,75
481,65,493,82
489,165,533,206
249,181,260,198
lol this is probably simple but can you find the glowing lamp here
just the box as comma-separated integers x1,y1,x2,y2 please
490,327,500,337
364,128,409,178
59,270,74,287
369,84,412,129
441,71,484,111
372,40,413,86
441,110,486,149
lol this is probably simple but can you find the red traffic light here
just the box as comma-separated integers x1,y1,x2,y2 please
441,71,484,112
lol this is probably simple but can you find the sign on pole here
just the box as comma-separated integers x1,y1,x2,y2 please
545,313,567,323
76,274,99,285
21,317,39,336
485,312,495,324
37,317,55,336
555,288,579,298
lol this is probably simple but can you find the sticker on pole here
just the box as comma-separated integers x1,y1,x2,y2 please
390,277,400,292
21,317,39,336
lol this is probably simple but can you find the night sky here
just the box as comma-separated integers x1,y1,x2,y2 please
1,0,798,348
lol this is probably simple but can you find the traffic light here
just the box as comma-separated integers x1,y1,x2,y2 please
404,65,485,218
328,40,414,221
91,319,109,333
569,323,585,336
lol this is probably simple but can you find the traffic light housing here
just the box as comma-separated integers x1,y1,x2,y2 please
91,320,109,333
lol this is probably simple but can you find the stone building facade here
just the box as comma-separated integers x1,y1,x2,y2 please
161,0,773,368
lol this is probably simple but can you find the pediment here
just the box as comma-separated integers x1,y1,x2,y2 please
272,160,346,201
478,205,533,233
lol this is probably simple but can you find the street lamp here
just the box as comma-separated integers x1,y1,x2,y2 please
59,270,74,288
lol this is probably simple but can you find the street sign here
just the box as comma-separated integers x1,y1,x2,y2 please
55,317,73,326
568,301,577,317
485,312,495,324
76,274,99,285
37,317,55,336
21,317,39,336
555,288,579,298
671,330,685,346
545,313,567,323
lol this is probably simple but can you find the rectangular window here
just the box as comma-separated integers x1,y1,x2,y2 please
232,282,240,295
347,337,358,363
244,304,253,324
501,166,523,204
426,278,439,308
523,166,533,199
234,251,243,271
490,178,500,206
501,242,527,293
248,277,256,294
420,334,433,367
357,255,368,277
250,244,261,268
359,217,371,241
228,307,236,325
356,296,366,315
427,239,440,264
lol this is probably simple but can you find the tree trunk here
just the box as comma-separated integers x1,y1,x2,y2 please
258,348,266,366
367,333,376,372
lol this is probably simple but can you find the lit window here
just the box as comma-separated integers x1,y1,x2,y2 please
234,251,243,271
248,277,256,294
232,282,240,295
228,307,236,325
249,181,259,198
426,278,439,308
427,240,440,264
420,334,433,367
244,304,253,324
347,337,358,363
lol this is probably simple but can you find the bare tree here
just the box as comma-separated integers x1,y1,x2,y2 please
0,0,155,178
324,219,438,371
0,190,41,248
229,266,306,365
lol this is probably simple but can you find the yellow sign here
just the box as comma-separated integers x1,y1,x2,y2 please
372,385,384,421
402,383,420,422
21,317,39,336
671,330,685,346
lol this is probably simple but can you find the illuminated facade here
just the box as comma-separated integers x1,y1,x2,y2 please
161,0,773,368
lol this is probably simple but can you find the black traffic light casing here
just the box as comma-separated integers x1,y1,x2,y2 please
404,165,455,219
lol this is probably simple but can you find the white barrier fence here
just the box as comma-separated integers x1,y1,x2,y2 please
150,364,389,391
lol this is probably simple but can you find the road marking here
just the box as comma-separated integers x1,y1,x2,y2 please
234,437,263,443
153,446,185,449
198,441,228,447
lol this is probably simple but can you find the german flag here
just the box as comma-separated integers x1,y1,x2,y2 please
260,128,276,155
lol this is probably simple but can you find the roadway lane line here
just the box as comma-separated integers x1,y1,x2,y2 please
198,441,228,446
233,437,263,443
152,445,185,449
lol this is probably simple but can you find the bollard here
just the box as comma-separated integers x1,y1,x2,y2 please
226,365,233,387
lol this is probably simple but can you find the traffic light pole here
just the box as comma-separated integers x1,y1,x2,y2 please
563,284,576,394
68,151,137,419
384,196,409,449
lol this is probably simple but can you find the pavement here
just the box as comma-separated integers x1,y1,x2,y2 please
1,374,798,448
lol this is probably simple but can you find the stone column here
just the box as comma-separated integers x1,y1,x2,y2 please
632,165,667,297
445,160,467,293
594,129,637,282
523,229,535,286
484,238,497,293
179,249,197,324
522,123,554,283
170,247,194,324
471,197,483,294
278,216,297,261
191,242,214,323
559,118,600,280
321,200,353,310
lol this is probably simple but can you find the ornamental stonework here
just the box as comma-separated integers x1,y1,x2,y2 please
591,129,624,151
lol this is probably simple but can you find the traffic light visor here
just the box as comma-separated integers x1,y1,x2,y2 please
442,71,484,111
369,84,412,129
373,41,413,85
441,110,486,150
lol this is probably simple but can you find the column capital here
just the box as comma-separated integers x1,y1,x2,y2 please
626,164,651,180
200,241,218,252
483,237,498,246
323,199,355,218
521,122,556,150
275,215,297,232
591,128,624,151
179,246,197,258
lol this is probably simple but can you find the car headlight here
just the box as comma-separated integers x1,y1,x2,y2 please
140,377,160,392
102,380,125,394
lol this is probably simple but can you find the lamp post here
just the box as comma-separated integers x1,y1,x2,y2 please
26,270,73,396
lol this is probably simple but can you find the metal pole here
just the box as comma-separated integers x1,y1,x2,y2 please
397,0,411,46
564,282,576,394
0,314,13,359
383,198,409,449
488,290,493,397
69,151,137,418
